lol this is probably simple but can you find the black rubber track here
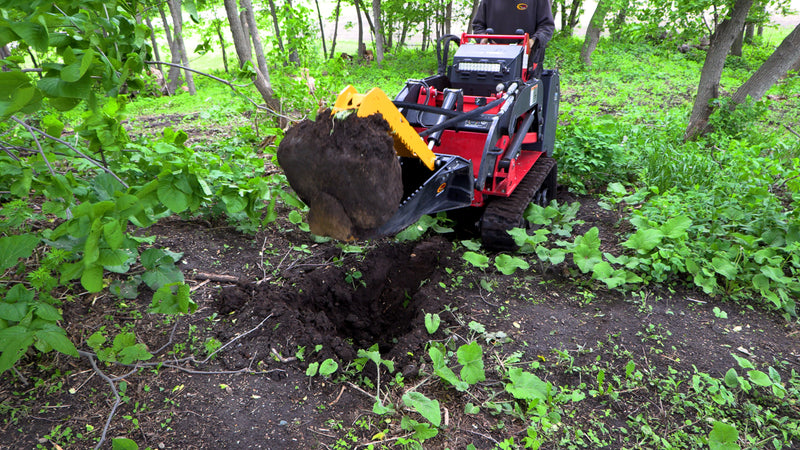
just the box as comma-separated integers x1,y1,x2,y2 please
480,156,557,252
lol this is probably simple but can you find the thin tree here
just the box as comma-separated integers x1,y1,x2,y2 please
223,0,274,104
267,0,285,54
144,16,162,74
372,0,385,62
580,0,612,66
167,0,195,95
314,0,328,58
685,0,754,141
159,2,181,94
240,0,269,79
329,0,341,59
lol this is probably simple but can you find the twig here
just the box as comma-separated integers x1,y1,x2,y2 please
355,433,414,449
328,385,346,406
785,124,800,139
9,117,129,189
193,272,240,283
77,350,121,450
463,428,499,445
143,60,295,122
346,381,376,400
152,318,181,355
12,366,29,386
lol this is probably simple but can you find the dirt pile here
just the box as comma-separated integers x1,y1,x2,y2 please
277,110,403,240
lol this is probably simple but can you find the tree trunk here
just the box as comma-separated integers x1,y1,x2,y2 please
685,0,754,141
468,0,480,33
267,0,285,54
731,24,745,57
159,3,180,95
0,45,10,71
329,0,341,59
731,24,800,104
167,0,195,95
580,0,611,66
240,0,269,79
445,1,452,36
372,0,384,62
314,0,328,58
223,0,274,104
214,19,230,73
285,0,300,64
610,1,629,38
355,0,365,59
144,16,162,74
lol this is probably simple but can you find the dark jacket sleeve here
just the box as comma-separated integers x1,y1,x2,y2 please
532,0,555,46
472,0,488,34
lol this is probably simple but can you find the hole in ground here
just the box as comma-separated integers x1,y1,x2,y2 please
217,237,451,364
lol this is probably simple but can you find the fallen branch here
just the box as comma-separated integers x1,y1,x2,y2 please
193,272,241,283
785,124,800,139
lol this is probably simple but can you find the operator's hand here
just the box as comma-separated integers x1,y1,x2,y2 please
527,37,537,52
479,38,489,44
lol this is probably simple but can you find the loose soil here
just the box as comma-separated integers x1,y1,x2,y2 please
2,139,799,450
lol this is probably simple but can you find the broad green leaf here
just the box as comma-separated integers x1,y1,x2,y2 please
622,228,664,254
305,362,319,377
708,421,740,450
730,353,754,369
424,312,441,334
723,368,739,388
142,263,184,291
400,416,438,441
505,367,549,402
319,358,338,376
149,283,195,314
711,257,738,280
456,342,485,384
463,251,489,269
35,325,78,357
747,370,772,387
34,302,62,322
157,180,190,213
0,234,40,271
659,215,691,239
117,343,153,364
494,254,530,275
402,391,441,427
81,264,105,293
429,346,468,391
112,437,139,450
10,21,48,52
0,325,35,374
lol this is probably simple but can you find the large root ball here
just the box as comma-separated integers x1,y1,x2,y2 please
277,110,403,240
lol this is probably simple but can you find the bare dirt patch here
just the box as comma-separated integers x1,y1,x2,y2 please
3,184,799,449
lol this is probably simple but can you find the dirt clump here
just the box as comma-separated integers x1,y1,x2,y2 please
277,110,403,241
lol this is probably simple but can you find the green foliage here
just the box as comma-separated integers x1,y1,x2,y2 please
87,330,153,365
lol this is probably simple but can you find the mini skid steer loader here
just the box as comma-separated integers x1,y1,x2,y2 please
279,32,560,251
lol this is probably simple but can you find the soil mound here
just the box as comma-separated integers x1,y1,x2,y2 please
277,110,403,240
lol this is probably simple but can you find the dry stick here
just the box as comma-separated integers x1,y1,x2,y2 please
785,124,800,139
9,117,129,189
143,60,295,122
77,350,121,450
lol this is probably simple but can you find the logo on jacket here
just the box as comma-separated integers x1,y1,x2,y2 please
516,2,528,10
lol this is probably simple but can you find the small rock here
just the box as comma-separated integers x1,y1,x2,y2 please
278,420,288,426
